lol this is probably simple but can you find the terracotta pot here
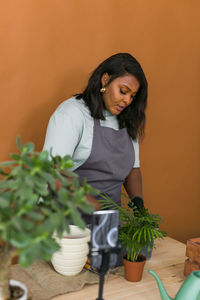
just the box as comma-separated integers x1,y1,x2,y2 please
123,254,146,282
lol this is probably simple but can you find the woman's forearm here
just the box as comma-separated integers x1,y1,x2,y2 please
124,168,143,199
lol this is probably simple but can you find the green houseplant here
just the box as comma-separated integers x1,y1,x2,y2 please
0,137,96,300
99,194,166,282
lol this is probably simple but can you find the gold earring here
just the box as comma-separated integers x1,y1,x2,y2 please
100,87,106,93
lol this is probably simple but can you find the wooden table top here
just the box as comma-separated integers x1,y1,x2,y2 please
52,237,186,300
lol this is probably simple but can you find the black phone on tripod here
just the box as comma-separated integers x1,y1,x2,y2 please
89,210,120,300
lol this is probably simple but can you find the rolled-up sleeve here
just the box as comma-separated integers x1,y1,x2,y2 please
132,139,140,168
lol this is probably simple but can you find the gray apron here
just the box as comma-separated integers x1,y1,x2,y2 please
75,119,135,205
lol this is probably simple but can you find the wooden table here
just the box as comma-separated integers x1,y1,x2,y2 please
52,237,186,300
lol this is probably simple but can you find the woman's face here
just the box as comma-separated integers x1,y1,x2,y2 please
101,73,140,115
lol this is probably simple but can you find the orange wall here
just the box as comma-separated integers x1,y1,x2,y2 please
1,1,199,243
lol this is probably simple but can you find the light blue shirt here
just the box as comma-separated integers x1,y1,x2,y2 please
43,97,140,171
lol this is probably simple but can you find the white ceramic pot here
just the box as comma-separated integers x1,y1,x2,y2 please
10,279,28,300
51,225,91,276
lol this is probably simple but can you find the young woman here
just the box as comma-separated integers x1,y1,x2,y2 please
43,53,148,211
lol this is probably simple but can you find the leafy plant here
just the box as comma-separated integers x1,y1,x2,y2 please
0,137,97,300
99,194,166,262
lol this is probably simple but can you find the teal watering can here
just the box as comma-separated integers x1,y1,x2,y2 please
148,269,200,300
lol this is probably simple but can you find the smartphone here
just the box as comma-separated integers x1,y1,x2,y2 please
89,210,120,269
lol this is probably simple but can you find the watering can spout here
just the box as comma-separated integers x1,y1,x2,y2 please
149,269,200,300
148,270,173,300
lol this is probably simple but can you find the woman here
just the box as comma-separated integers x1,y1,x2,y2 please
43,53,148,211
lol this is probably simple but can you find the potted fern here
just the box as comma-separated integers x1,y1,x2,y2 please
99,195,166,282
0,137,96,300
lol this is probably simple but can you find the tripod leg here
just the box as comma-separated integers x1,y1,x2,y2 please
96,273,105,300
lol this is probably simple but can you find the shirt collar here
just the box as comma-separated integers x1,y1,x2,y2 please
103,109,114,118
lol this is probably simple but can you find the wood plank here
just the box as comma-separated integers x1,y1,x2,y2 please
52,237,186,300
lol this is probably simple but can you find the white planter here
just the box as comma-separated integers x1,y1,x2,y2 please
10,280,28,300
51,225,91,276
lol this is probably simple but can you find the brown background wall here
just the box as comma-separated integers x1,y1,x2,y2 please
1,0,199,243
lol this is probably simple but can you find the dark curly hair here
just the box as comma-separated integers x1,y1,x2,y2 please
76,53,148,140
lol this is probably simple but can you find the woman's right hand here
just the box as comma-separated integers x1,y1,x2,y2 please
86,194,102,211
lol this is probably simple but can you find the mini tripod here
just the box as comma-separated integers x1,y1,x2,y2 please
89,210,121,300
